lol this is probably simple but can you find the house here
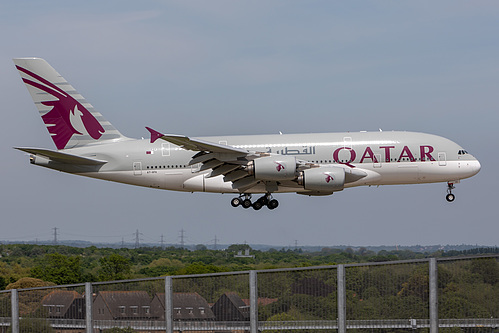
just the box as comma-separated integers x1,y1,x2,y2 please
92,291,156,321
291,277,334,296
211,292,249,321
41,290,85,319
241,297,278,307
151,292,215,321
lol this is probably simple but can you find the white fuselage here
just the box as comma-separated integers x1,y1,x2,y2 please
55,130,480,194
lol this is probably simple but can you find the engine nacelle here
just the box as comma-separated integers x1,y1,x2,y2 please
30,154,52,167
298,167,345,192
247,155,297,180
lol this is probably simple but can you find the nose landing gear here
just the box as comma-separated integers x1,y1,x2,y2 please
230,193,279,210
446,182,455,202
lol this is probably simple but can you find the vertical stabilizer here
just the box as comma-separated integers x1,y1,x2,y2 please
13,58,127,150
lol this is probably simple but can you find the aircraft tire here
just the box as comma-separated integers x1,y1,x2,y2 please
446,193,455,202
252,201,263,210
267,199,279,210
231,197,241,207
242,199,252,209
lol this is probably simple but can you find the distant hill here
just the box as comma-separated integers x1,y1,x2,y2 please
0,239,494,253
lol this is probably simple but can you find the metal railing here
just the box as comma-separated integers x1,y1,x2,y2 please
0,254,497,332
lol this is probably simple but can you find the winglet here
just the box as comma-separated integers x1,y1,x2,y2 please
146,127,164,143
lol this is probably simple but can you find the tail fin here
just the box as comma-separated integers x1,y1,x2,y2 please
13,58,127,150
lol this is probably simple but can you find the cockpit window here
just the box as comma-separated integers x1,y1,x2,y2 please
458,149,469,155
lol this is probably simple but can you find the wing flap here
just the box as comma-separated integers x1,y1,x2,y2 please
223,170,249,182
200,159,224,171
208,164,241,178
189,153,216,165
232,176,259,191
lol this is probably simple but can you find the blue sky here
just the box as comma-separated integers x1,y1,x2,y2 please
1,1,498,247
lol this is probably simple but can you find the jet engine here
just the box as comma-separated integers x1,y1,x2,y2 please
297,167,345,192
247,155,297,180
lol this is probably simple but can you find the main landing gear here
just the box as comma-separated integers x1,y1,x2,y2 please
446,182,456,202
231,193,279,210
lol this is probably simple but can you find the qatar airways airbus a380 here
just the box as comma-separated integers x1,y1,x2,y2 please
13,58,481,210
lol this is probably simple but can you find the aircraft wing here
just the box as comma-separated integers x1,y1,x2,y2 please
146,127,268,191
15,147,107,165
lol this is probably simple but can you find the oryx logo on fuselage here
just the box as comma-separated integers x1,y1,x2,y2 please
16,66,105,150
275,162,285,172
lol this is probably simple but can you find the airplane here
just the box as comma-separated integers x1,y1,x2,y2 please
13,58,481,210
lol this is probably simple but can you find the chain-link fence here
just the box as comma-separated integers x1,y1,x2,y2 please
92,277,165,332
0,255,497,333
436,257,499,333
9,283,86,333
0,291,10,333
170,271,251,332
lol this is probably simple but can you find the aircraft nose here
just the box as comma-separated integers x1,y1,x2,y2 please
467,158,481,176
471,159,481,175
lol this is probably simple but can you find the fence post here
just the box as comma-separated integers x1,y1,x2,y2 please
250,270,258,333
165,276,173,333
429,258,438,333
337,265,346,333
85,282,93,333
11,289,19,333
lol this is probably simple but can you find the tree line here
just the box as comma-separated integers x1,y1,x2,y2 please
0,243,497,289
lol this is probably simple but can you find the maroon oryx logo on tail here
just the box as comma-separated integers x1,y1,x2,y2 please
16,66,105,150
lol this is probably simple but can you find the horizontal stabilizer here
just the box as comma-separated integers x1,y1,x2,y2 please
15,147,107,165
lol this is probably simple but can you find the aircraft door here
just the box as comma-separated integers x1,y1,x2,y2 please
162,143,170,156
343,137,352,148
133,162,142,175
438,152,447,166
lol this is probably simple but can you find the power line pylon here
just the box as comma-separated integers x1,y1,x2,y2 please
212,235,219,250
134,229,143,249
53,227,58,245
179,229,186,249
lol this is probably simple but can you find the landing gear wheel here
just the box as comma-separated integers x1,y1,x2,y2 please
231,197,241,207
242,199,252,209
259,196,269,206
446,182,456,203
252,200,263,210
267,199,279,210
